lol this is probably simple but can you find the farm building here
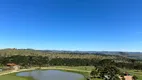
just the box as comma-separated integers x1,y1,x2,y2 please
120,76,132,80
6,63,20,71
120,72,133,80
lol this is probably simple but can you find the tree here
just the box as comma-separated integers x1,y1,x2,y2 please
90,69,99,78
98,59,115,67
132,75,138,80
99,66,120,80
122,76,125,80
113,75,120,80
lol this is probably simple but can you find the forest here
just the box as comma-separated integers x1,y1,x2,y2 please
0,49,142,70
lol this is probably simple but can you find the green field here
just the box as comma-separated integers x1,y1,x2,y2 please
127,70,142,80
0,73,33,80
0,66,142,80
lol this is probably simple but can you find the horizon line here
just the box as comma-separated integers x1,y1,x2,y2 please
0,48,142,53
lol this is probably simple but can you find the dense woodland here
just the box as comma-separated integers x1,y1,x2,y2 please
0,49,142,71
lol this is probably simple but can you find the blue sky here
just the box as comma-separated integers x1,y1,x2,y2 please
0,0,142,51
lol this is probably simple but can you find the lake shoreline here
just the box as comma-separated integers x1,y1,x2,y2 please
0,67,91,80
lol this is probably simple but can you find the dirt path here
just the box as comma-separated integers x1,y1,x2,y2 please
0,68,35,76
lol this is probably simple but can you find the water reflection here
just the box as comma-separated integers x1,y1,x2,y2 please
17,70,85,80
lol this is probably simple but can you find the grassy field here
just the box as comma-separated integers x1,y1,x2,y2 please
0,66,142,80
0,73,33,80
127,70,142,80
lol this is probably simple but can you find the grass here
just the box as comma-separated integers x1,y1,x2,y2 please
0,66,142,80
127,70,142,80
52,66,95,71
0,73,33,80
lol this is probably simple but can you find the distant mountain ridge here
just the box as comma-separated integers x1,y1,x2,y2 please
41,50,142,59
0,48,142,60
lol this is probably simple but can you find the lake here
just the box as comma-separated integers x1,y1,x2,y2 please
16,70,85,80
0,69,2,72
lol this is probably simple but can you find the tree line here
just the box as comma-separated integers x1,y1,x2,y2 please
0,55,142,70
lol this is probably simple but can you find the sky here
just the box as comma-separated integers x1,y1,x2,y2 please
0,0,142,51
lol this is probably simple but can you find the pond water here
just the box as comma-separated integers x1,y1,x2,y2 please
16,70,85,80
0,69,2,72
